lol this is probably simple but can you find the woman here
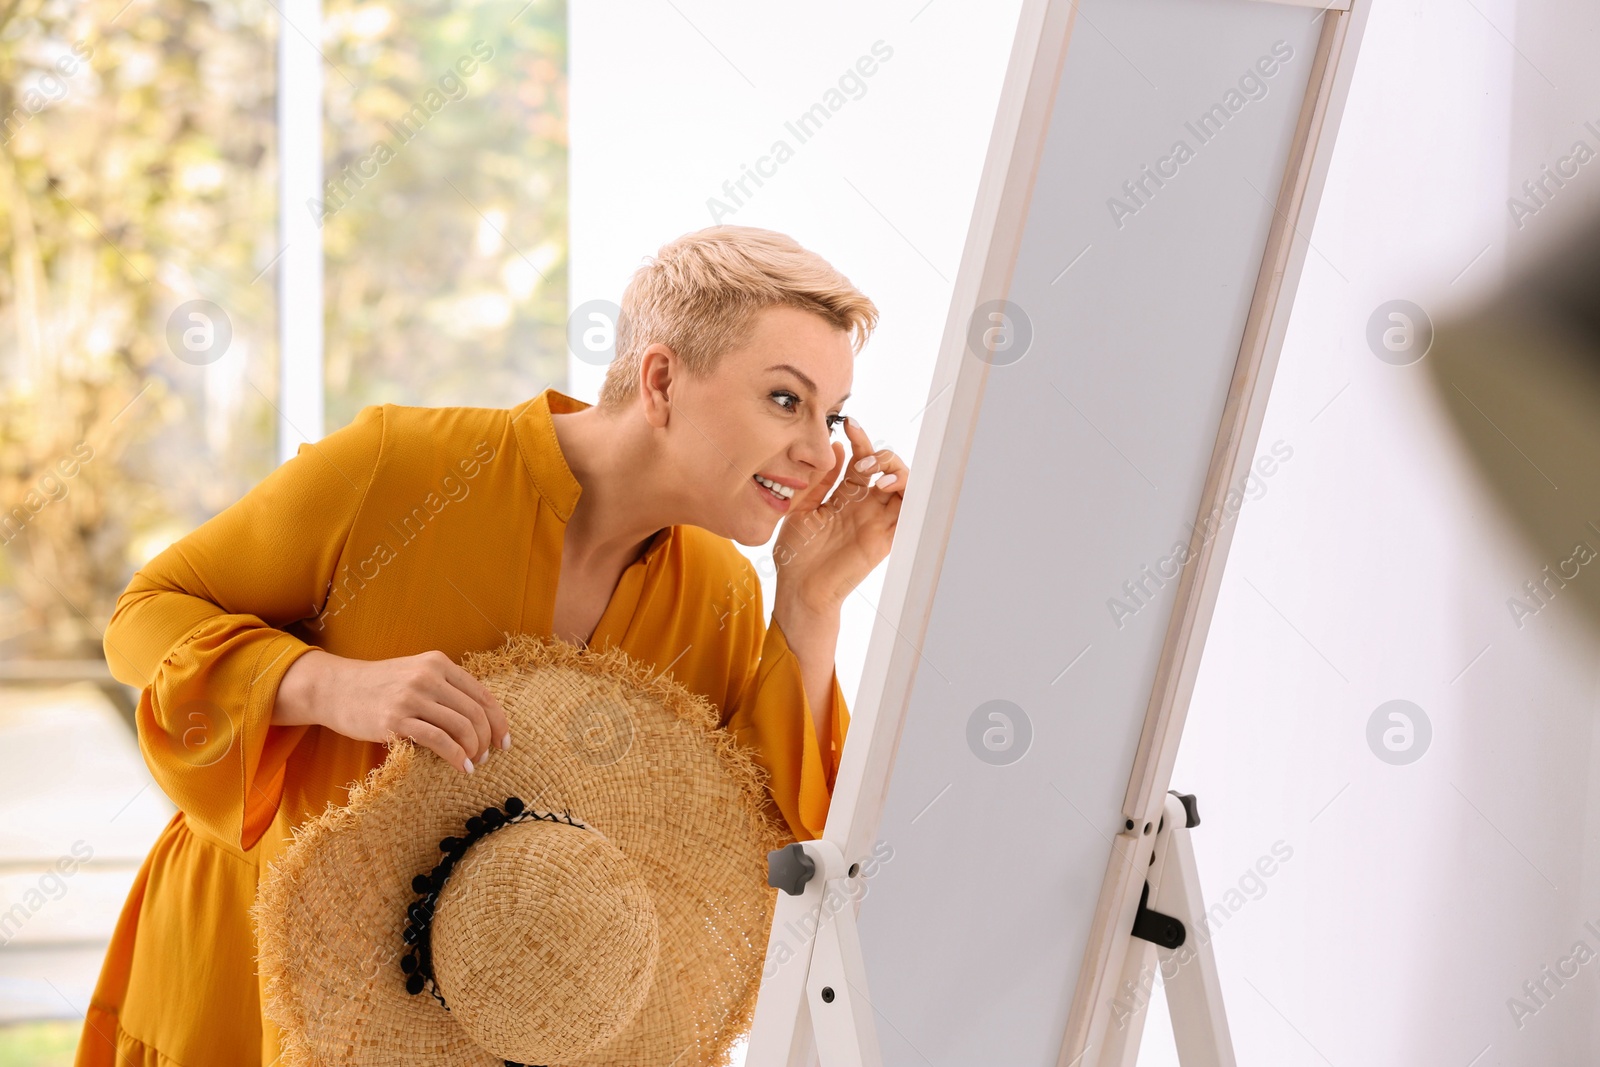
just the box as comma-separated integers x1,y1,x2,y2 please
76,225,909,1065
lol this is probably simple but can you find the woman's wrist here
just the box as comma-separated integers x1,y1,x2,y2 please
771,585,843,748
273,648,333,728
773,577,844,623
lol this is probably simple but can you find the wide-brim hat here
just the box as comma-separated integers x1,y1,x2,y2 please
251,634,791,1067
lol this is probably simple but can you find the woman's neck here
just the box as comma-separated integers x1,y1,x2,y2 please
549,404,677,567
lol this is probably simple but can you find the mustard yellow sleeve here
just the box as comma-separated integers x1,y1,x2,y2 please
722,601,851,843
103,406,385,851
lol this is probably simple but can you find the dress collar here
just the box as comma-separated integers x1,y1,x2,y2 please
511,387,589,522
511,386,674,562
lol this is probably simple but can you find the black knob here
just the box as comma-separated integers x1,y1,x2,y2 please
767,843,816,896
1168,790,1201,828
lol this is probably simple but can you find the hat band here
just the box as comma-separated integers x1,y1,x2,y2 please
399,795,595,1067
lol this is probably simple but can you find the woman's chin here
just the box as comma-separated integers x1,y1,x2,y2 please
723,511,782,548
729,522,778,548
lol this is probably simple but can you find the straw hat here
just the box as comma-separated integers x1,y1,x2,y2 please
251,634,791,1067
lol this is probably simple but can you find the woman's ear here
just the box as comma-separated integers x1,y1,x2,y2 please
638,344,678,429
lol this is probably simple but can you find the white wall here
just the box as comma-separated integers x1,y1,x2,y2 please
571,1,1600,1063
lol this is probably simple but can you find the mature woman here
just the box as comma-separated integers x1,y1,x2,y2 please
75,225,908,1066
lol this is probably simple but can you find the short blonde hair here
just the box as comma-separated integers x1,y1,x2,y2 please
596,226,879,412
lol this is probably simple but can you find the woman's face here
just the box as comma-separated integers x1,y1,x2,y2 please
665,304,854,547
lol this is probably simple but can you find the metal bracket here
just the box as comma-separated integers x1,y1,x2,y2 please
1130,880,1186,950
1103,791,1237,1067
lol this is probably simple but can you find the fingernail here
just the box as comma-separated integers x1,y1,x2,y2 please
463,757,474,774
854,456,877,472
876,474,898,488
501,732,513,750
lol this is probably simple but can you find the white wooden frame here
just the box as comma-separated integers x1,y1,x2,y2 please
744,0,1371,1061
1064,3,1368,1058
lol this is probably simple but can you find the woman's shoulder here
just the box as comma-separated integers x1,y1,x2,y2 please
364,401,514,439
348,402,516,475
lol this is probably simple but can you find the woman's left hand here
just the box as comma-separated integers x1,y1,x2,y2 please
772,416,909,611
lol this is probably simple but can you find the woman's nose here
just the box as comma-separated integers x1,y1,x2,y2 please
797,420,835,469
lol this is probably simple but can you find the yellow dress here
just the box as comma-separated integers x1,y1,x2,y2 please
75,387,849,1066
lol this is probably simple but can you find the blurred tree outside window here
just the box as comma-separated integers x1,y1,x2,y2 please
0,0,569,665
320,0,567,429
0,0,281,664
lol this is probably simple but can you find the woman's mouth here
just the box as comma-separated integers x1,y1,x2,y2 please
752,473,795,511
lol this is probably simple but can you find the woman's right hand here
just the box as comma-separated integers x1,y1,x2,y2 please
273,648,511,774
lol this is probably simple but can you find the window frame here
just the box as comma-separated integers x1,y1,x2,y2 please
276,0,326,464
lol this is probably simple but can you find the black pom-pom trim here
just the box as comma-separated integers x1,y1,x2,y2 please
401,802,592,1009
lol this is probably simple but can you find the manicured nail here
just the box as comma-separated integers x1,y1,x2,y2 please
854,456,877,472
501,733,513,750
876,474,898,488
463,757,474,774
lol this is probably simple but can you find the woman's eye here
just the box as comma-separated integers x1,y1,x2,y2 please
774,391,843,433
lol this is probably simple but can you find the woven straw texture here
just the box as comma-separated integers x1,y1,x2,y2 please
251,633,792,1067
430,819,661,1061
